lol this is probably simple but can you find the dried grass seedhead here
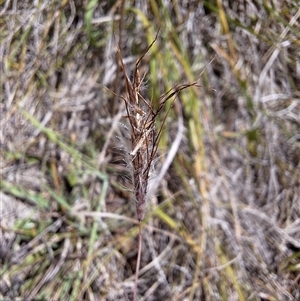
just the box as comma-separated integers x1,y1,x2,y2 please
117,32,201,222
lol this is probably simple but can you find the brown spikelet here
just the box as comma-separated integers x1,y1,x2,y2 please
117,36,201,222
116,31,202,300
117,35,159,222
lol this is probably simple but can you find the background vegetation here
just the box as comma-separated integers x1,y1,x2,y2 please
1,0,299,300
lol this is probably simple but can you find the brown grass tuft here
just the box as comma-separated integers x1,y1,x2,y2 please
117,32,202,300
117,33,201,223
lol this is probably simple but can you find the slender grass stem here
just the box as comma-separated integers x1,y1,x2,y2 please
133,223,142,301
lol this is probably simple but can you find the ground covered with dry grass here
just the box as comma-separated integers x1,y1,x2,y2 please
1,1,300,300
